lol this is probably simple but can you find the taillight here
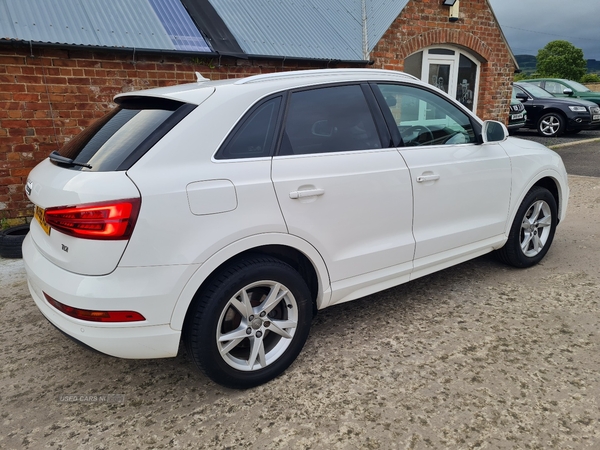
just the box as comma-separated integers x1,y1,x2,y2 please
44,293,145,322
44,198,140,240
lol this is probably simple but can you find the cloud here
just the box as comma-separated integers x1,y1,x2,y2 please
488,0,600,59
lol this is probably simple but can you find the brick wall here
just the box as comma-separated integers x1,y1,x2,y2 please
370,0,515,122
0,44,352,222
0,0,515,221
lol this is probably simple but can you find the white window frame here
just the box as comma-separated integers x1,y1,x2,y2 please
415,46,481,114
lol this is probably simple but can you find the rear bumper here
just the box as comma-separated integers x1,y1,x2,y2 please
23,234,194,359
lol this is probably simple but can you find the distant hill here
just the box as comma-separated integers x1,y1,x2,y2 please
515,54,600,75
515,55,537,74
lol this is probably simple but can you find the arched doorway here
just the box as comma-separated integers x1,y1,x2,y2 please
404,47,480,112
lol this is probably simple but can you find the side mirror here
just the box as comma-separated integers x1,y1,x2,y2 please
515,92,528,102
481,120,508,143
563,88,574,96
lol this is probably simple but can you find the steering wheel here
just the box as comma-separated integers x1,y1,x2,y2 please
403,125,434,146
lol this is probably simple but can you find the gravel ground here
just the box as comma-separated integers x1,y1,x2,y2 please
2,175,600,450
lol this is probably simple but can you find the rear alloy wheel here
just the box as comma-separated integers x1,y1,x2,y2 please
497,187,557,268
537,112,565,137
184,255,312,388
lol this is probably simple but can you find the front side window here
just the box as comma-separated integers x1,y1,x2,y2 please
280,85,382,155
375,83,476,147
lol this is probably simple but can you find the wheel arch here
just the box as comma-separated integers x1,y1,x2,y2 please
505,171,567,237
532,176,561,220
170,233,331,331
537,108,567,125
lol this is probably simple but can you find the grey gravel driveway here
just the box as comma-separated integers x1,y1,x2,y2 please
2,152,600,449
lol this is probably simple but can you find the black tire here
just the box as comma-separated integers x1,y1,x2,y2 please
497,187,557,268
183,254,313,389
0,224,30,259
536,112,565,137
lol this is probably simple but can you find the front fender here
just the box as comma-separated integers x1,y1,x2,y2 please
504,168,569,238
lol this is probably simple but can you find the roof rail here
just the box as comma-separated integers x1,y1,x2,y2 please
234,68,418,85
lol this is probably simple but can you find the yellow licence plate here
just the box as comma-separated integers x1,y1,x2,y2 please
34,205,51,236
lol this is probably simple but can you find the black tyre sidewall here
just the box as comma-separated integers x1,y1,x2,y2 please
0,224,30,259
537,112,565,137
500,187,557,268
184,256,313,389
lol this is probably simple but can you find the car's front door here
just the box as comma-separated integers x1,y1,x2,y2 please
374,83,512,274
271,84,415,291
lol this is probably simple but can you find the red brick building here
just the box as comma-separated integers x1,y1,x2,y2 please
0,0,516,222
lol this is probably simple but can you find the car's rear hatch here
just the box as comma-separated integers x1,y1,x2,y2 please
25,96,198,276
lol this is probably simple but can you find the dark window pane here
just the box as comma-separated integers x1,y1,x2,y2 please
282,85,381,155
456,54,477,110
404,51,423,79
217,97,281,159
57,98,187,171
429,49,455,55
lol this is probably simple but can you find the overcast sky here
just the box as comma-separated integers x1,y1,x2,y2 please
488,0,600,60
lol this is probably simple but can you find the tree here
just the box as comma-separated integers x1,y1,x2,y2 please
536,40,587,81
581,73,600,83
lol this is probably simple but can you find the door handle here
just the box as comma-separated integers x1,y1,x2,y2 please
416,174,440,183
289,188,325,199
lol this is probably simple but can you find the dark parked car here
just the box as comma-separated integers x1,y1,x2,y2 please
522,78,600,107
507,94,526,133
513,82,600,137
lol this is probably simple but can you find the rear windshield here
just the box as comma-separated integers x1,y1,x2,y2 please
56,97,194,171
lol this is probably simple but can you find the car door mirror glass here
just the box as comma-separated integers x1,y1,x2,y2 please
482,120,508,143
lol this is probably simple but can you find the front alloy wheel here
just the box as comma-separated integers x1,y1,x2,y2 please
537,112,565,137
184,255,312,388
520,199,552,258
497,186,557,268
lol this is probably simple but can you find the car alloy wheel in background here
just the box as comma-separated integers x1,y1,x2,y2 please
537,112,565,137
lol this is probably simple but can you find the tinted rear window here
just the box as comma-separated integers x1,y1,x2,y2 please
56,97,193,171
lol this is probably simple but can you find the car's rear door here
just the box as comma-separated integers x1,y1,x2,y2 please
271,84,415,296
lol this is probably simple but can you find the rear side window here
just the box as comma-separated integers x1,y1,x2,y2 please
56,97,194,171
215,96,282,159
280,85,382,155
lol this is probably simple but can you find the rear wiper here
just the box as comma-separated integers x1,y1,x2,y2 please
49,151,92,169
